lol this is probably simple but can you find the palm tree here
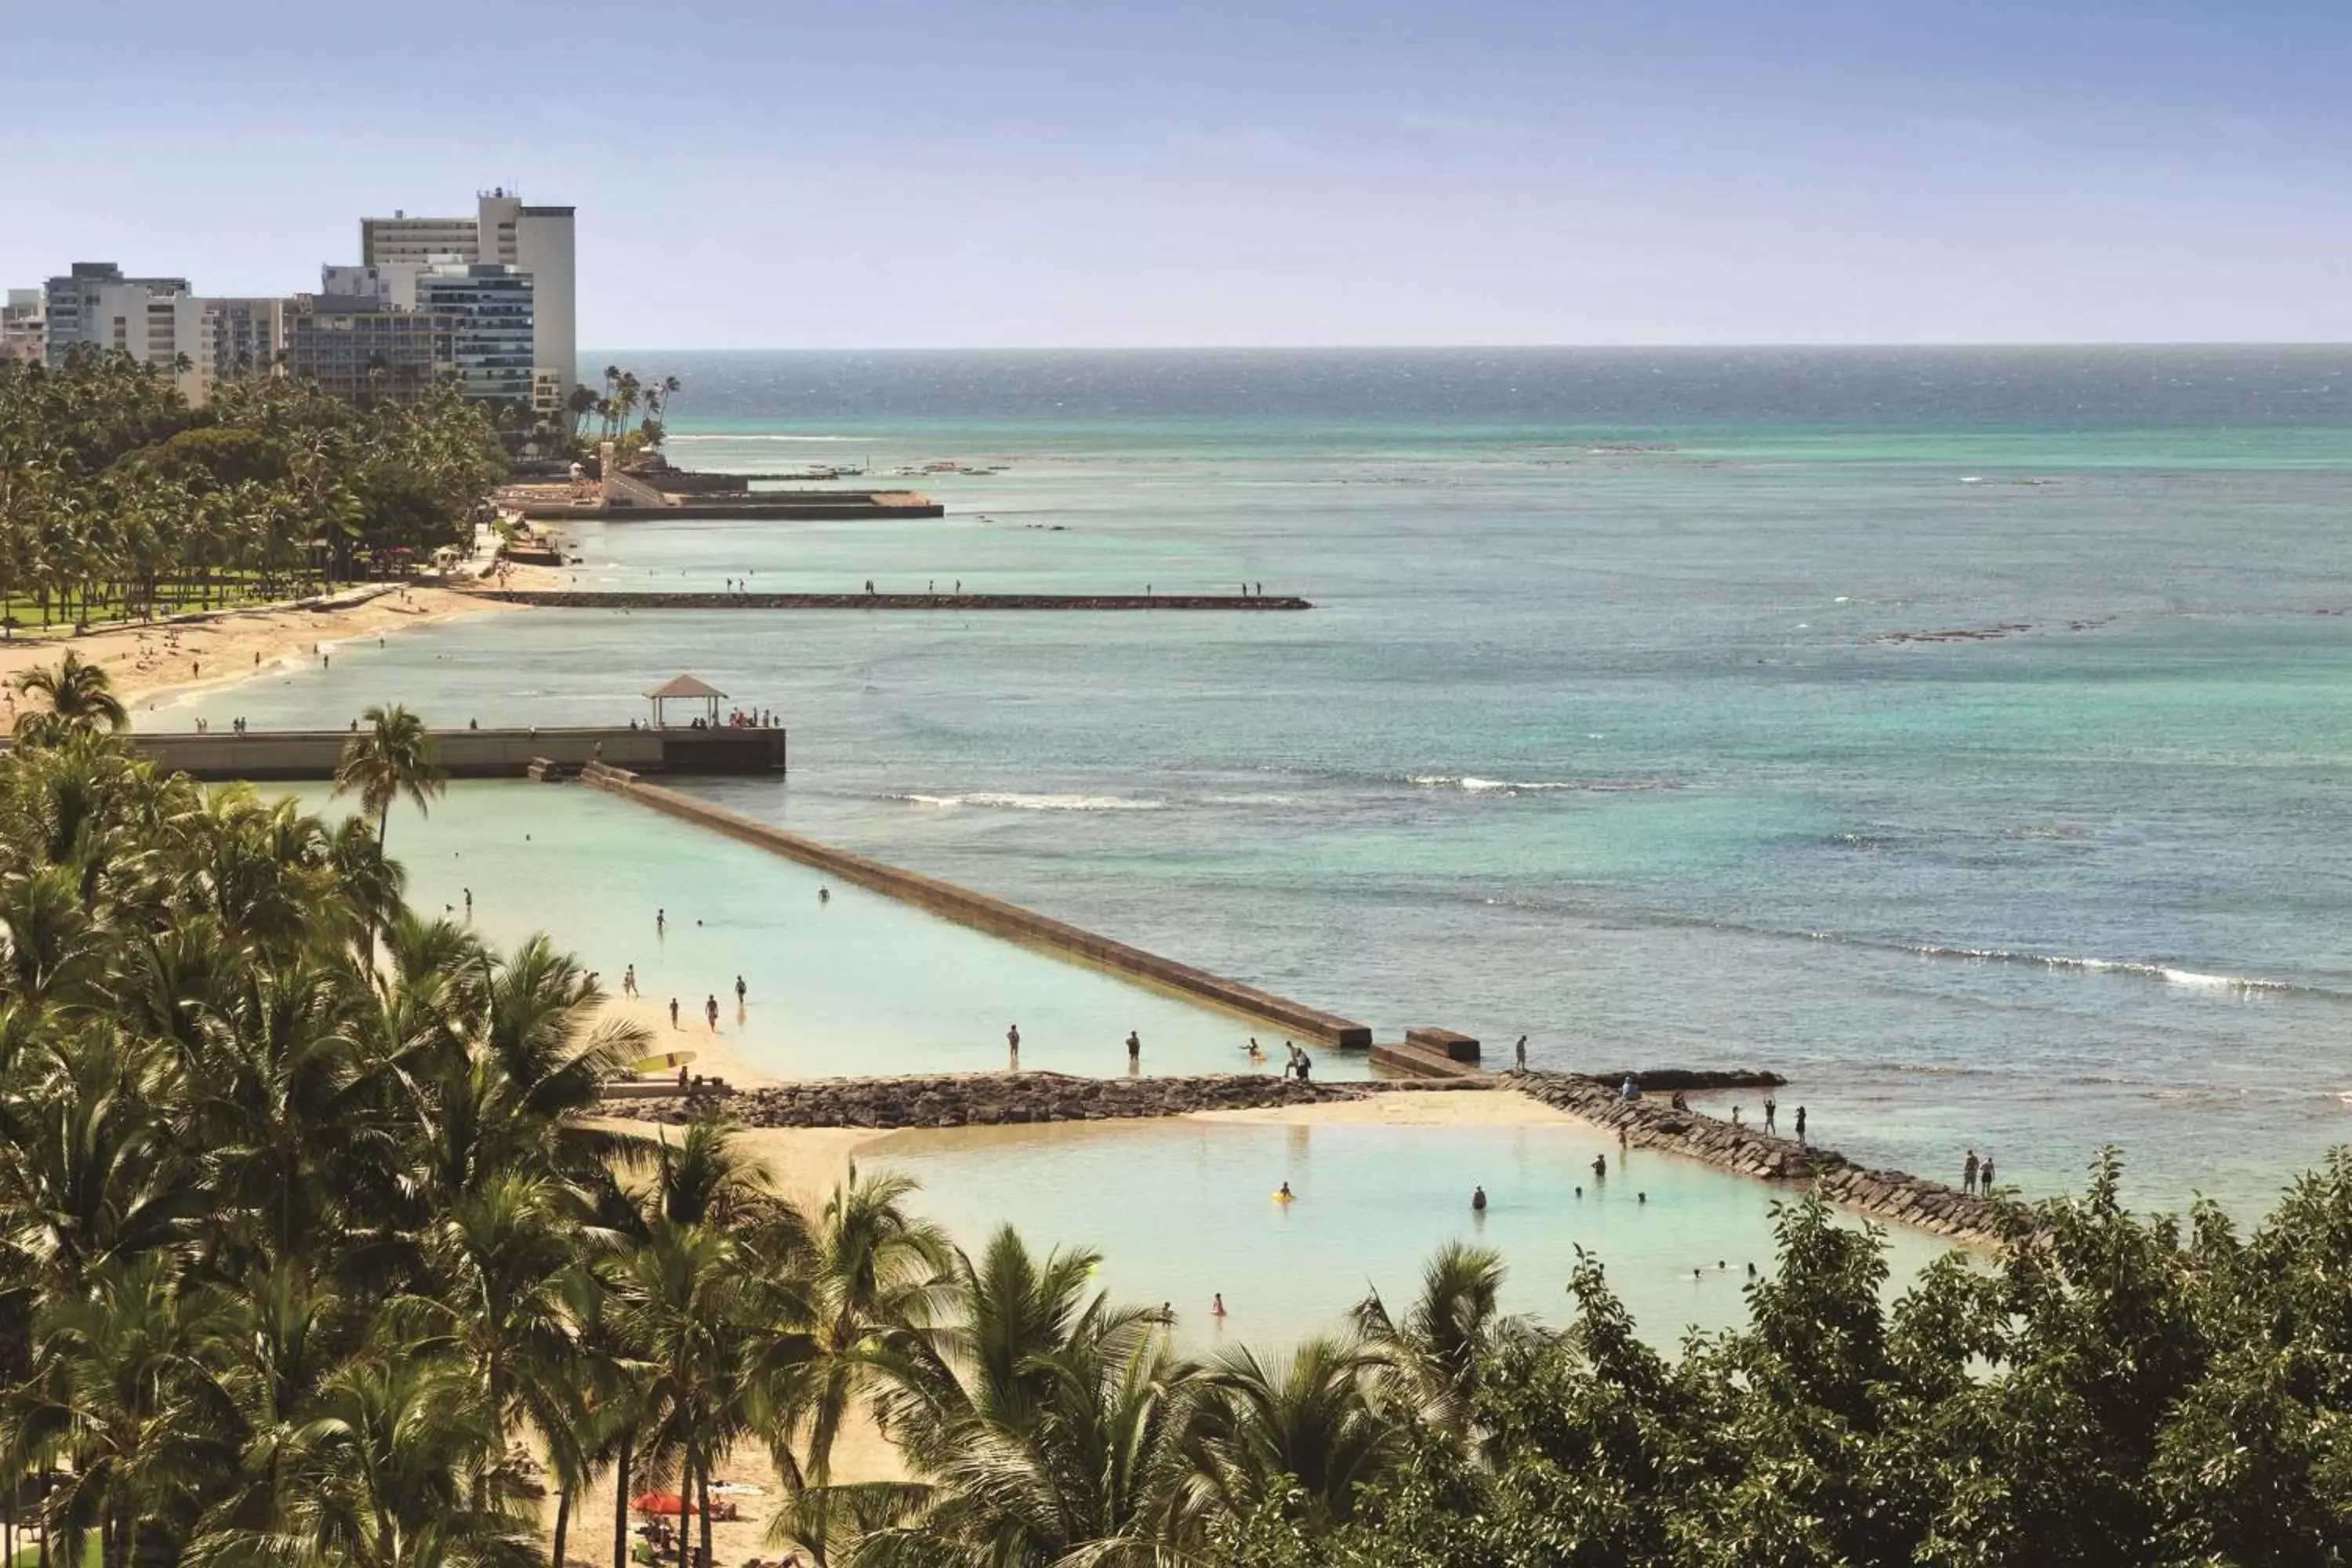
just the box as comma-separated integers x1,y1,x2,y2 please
1190,1336,1406,1528
333,703,444,854
784,1225,1210,1565
1352,1240,1521,1438
12,653,129,739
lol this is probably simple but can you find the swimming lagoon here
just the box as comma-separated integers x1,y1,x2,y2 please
289,781,1367,1083
869,1114,1957,1348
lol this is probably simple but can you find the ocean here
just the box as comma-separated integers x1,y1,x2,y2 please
183,347,2352,1225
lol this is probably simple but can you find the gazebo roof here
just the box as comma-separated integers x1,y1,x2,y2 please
644,673,727,700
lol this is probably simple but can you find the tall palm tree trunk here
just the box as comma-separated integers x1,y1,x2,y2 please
552,1486,572,1568
612,1433,633,1568
698,1461,713,1568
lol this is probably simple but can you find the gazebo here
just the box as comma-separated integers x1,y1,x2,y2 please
644,672,726,730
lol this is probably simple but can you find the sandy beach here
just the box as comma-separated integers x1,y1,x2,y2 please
1190,1083,1574,1128
0,584,516,724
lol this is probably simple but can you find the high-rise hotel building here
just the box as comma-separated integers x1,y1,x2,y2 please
360,189,573,412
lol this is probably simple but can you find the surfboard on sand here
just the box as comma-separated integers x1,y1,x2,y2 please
629,1051,699,1076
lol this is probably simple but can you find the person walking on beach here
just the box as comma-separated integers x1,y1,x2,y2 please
1962,1149,1980,1196
623,964,637,998
1007,1023,1021,1071
705,994,720,1032
1125,1030,1142,1073
1763,1096,1777,1135
669,997,680,1029
1515,1035,1528,1073
1795,1105,1807,1143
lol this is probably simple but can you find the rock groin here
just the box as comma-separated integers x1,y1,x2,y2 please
1517,1072,2013,1247
617,1071,1426,1130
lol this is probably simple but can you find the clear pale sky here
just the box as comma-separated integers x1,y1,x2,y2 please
12,0,2349,347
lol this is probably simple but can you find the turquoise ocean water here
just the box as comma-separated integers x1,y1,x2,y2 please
180,349,2352,1243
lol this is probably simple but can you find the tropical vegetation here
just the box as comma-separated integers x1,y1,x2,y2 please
1,659,2349,1567
0,346,504,630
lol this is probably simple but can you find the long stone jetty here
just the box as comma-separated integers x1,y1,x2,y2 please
579,761,1374,1049
32,724,786,782
619,1071,1452,1129
460,590,1310,612
1516,1072,2015,1247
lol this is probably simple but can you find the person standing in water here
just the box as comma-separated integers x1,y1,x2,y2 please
1125,1030,1142,1073
735,975,747,1010
1471,1185,1488,1211
1007,1023,1021,1071
622,964,637,998
705,994,720,1032
819,887,830,904
1592,1153,1607,1181
1211,1292,1227,1319
656,908,666,936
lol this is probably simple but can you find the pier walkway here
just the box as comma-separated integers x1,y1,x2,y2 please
55,724,787,782
460,590,1310,612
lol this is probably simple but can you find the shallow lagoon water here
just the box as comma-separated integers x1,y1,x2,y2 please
869,1116,1956,1350
286,782,1364,1082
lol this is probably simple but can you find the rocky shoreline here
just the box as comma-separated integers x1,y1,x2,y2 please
618,1070,1439,1130
1517,1072,2015,1246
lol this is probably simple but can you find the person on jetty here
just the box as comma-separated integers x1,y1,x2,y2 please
1981,1154,1996,1192
1515,1035,1528,1073
1763,1095,1777,1134
1471,1185,1488,1212
1731,1105,1744,1127
1007,1023,1021,1072
1963,1149,1981,1195
1621,1075,1640,1100
1126,1030,1142,1073
1294,1048,1313,1082
1795,1105,1807,1143
1671,1089,1690,1111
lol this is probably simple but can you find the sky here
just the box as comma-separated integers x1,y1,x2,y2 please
10,0,2352,347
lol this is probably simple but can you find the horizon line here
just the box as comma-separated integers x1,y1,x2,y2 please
580,340,2352,354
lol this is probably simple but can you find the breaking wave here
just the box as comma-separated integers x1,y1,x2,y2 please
894,791,1167,812
1408,775,1677,795
1892,942,2314,996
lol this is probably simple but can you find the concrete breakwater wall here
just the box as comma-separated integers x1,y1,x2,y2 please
461,590,1311,612
620,1070,1418,1129
579,763,1375,1049
1519,1073,2013,1247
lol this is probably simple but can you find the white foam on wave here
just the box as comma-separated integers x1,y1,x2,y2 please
663,433,862,443
896,791,1166,812
1410,775,1671,795
1905,942,2298,994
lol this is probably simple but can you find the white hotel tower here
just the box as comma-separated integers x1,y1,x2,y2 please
359,189,575,410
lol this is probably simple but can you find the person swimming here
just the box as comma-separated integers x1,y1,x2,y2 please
1471,1185,1487,1211
1276,1181,1294,1203
1211,1292,1228,1317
